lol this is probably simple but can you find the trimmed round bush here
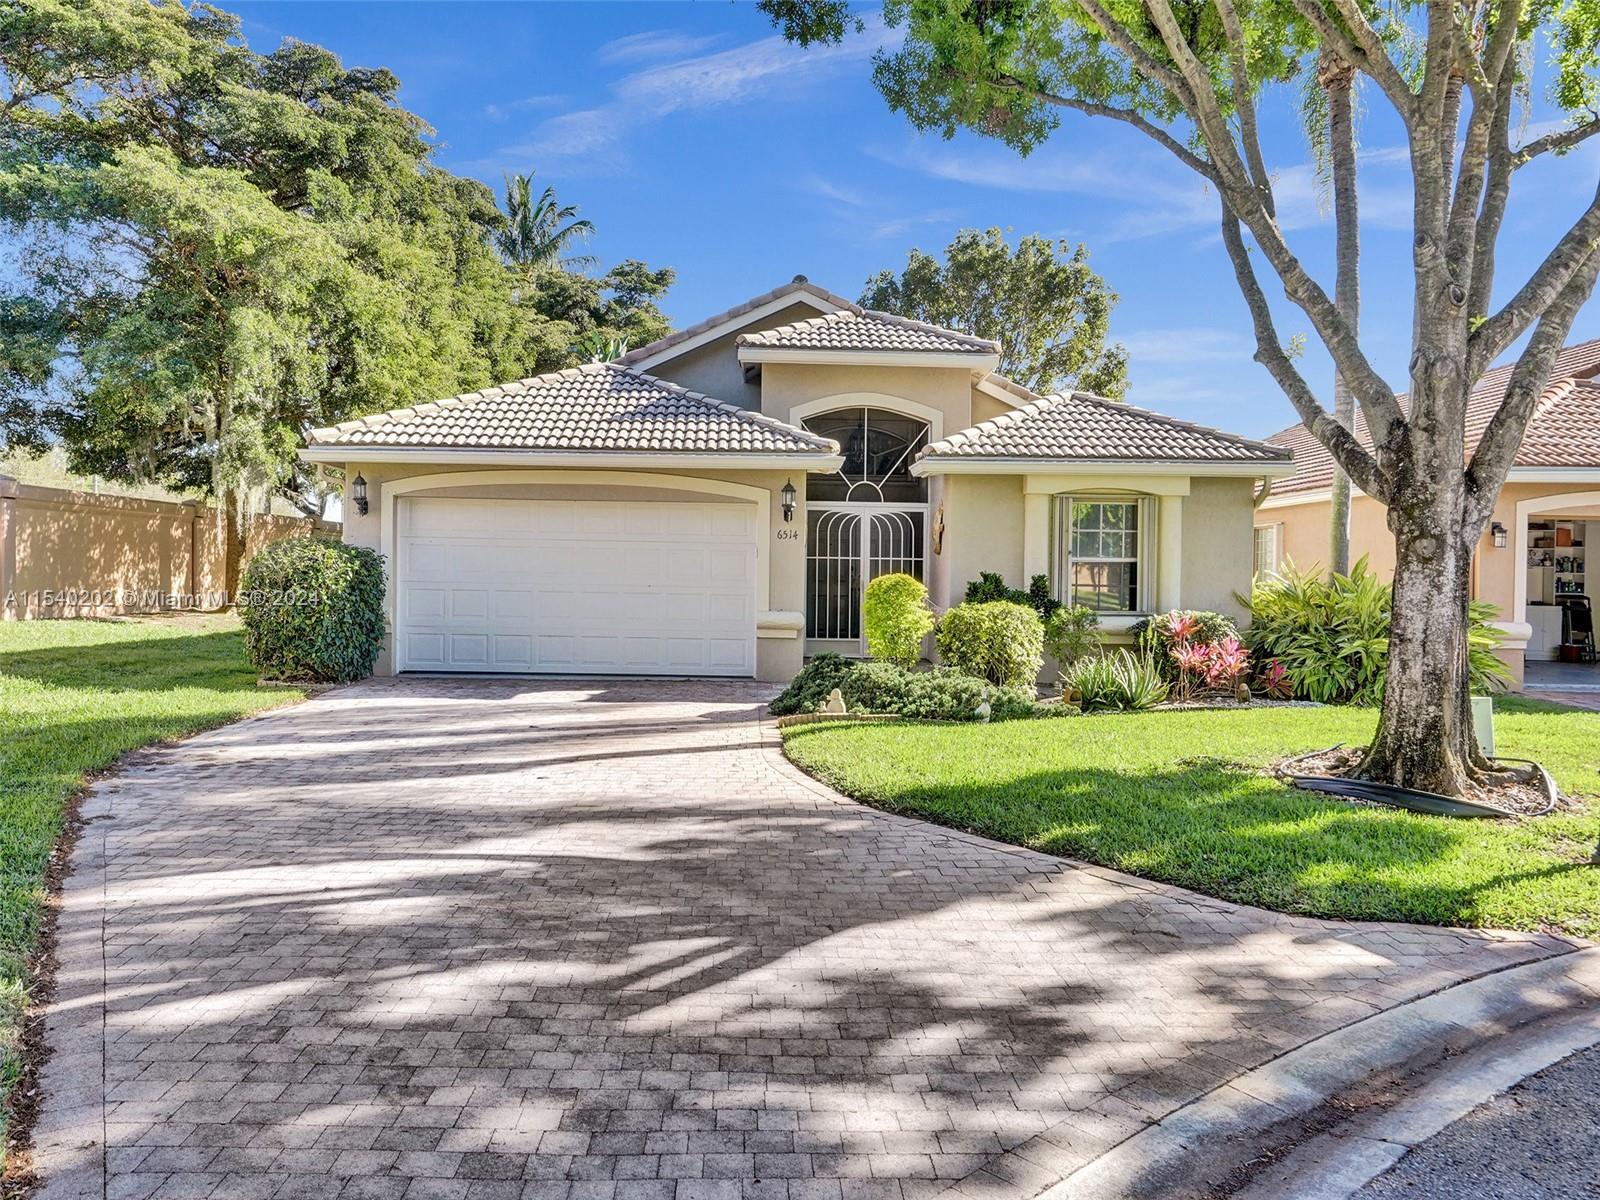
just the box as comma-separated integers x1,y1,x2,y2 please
239,537,386,682
862,573,934,670
839,660,914,713
934,600,1044,687
768,652,854,715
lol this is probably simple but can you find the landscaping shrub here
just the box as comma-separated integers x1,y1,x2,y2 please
239,537,385,682
768,652,855,715
935,600,1045,687
839,660,914,714
862,573,934,670
963,571,1061,619
987,683,1046,721
1241,558,1510,705
1061,652,1169,712
1044,604,1101,668
1132,610,1241,676
900,669,988,721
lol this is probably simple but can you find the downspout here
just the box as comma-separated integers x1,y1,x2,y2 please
1253,477,1274,509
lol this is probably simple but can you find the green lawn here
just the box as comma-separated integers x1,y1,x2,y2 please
0,615,302,1116
782,698,1600,937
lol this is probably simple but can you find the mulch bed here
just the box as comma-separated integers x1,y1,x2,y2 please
1278,745,1568,818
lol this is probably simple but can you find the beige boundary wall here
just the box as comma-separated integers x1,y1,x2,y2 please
0,474,337,618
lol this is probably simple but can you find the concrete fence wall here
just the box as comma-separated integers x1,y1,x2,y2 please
0,474,338,618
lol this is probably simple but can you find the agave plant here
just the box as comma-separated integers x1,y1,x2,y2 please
1062,651,1168,712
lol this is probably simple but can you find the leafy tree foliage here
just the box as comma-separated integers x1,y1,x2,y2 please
766,0,1600,795
0,0,673,586
862,228,1127,396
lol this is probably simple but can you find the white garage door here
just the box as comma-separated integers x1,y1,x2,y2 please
397,496,757,676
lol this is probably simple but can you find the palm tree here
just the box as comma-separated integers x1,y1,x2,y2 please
497,172,597,274
1304,53,1360,576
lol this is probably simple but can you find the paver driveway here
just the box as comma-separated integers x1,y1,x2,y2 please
33,679,1574,1200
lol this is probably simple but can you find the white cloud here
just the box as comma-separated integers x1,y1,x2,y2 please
873,135,1419,242
484,94,564,121
469,18,899,177
1116,327,1259,365
597,30,724,65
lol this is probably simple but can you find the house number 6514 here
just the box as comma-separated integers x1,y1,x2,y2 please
776,528,800,540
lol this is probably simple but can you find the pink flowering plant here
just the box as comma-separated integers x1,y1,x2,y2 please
1136,610,1252,702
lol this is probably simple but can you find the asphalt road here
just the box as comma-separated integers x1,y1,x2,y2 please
1355,1042,1600,1199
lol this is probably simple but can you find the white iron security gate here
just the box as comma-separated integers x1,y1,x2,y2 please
805,505,927,644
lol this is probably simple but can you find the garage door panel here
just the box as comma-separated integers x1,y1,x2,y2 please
399,497,756,676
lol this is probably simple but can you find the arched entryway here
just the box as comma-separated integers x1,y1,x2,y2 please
798,404,931,650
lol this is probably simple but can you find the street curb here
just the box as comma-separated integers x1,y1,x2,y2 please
1233,999,1600,1199
972,946,1600,1200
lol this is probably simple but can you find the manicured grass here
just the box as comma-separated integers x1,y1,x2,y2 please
0,615,302,1117
782,697,1600,937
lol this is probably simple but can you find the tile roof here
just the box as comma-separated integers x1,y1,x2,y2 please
1267,337,1600,494
920,392,1292,463
616,276,856,367
307,363,838,455
737,308,999,355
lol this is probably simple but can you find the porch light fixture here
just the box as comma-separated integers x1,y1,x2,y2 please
780,478,797,523
352,473,369,517
1491,520,1507,548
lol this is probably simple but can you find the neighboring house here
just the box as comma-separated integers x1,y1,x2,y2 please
1256,337,1600,683
300,277,1292,681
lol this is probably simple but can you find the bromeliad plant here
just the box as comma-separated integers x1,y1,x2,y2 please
1135,610,1249,701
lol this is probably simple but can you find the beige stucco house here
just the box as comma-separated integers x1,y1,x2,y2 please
301,277,1292,682
1255,338,1600,684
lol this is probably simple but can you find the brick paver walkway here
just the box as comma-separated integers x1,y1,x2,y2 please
33,679,1576,1200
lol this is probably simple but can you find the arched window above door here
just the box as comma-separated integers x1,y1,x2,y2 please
800,407,930,504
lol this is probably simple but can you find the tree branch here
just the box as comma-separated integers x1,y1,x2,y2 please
1514,116,1600,164
1214,0,1273,214
1324,0,1417,113
1464,245,1600,531
1074,0,1196,107
995,76,1218,181
1139,0,1405,445
1467,52,1519,321
1219,206,1392,504
1469,176,1600,374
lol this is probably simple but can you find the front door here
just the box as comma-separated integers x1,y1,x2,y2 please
805,506,927,649
798,404,932,655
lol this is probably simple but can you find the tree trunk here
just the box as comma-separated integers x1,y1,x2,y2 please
1325,58,1359,577
1361,481,1478,794
221,493,246,607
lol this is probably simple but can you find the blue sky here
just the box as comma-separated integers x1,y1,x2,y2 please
232,0,1600,440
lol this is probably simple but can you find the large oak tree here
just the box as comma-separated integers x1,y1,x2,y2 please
767,0,1600,795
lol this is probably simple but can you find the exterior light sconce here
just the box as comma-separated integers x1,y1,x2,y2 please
781,479,797,523
352,473,369,517
1491,520,1507,549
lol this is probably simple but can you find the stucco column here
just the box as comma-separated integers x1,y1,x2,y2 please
1157,494,1183,612
0,475,15,621
1022,492,1051,585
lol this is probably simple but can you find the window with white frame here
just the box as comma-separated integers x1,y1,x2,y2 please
1253,524,1282,579
1052,497,1153,614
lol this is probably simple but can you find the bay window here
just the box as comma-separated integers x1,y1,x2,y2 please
1052,496,1154,614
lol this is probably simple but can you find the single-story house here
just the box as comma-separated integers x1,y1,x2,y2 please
1255,337,1600,684
301,277,1293,681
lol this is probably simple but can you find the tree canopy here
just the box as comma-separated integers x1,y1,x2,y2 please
0,0,673,537
862,227,1128,396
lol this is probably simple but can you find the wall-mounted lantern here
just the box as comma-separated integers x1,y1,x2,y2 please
780,479,797,523
352,473,369,517
1491,520,1507,549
